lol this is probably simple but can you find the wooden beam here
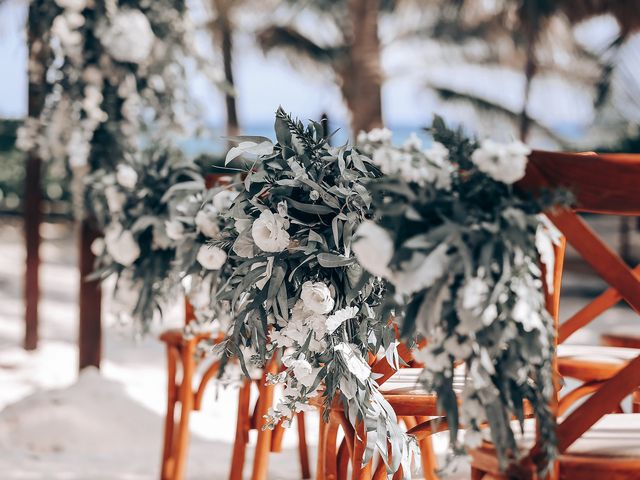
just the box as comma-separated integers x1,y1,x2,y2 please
78,218,102,370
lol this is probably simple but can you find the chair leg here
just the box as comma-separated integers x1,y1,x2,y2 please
416,415,438,480
471,466,485,480
351,420,372,480
250,361,277,480
160,345,180,480
297,412,311,479
171,341,196,480
324,414,340,480
337,438,350,480
316,415,328,480
229,379,252,480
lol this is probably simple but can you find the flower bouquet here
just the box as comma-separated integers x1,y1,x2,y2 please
354,117,565,472
213,109,415,473
87,145,205,329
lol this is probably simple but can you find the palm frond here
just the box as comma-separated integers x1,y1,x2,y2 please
256,24,345,67
431,86,568,147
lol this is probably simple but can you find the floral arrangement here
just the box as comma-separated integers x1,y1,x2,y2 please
87,145,206,328
354,117,563,472
213,109,416,474
17,0,210,216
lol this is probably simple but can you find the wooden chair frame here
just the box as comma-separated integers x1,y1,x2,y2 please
469,151,640,479
159,300,311,480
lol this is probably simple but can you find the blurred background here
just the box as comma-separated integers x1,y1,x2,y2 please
0,1,639,478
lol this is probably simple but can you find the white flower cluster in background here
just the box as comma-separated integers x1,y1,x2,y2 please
358,129,454,189
470,139,531,184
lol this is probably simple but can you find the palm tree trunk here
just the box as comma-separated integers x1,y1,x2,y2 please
343,0,383,137
213,0,239,138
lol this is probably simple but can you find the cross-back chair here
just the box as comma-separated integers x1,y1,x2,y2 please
159,297,311,480
316,337,464,480
465,151,640,479
159,173,310,480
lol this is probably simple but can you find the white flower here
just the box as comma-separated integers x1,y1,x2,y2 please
251,209,290,253
52,12,84,51
105,185,125,213
116,164,138,189
196,244,227,270
195,205,220,238
90,237,105,256
471,139,531,184
335,343,371,382
288,357,318,388
353,220,394,279
358,127,392,145
101,9,155,64
309,190,320,201
403,132,422,150
392,243,450,296
211,189,238,212
105,224,140,267
300,281,335,315
55,0,86,11
326,306,359,334
165,220,184,241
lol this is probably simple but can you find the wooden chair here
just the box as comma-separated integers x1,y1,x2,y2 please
159,299,311,480
315,339,463,480
467,151,640,479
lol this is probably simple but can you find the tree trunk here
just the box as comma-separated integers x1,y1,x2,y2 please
343,0,383,137
213,0,239,138
78,218,102,370
24,0,49,350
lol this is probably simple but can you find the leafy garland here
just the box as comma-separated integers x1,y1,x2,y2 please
354,117,566,472
17,0,206,214
86,145,206,328
213,109,416,475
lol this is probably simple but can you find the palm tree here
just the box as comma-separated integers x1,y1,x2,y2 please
209,0,240,137
257,0,387,136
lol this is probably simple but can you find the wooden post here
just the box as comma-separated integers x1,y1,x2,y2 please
78,218,102,369
23,1,49,351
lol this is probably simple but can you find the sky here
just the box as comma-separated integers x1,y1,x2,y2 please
1,0,636,148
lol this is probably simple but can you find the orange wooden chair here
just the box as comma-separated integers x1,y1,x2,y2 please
465,151,640,479
159,299,311,480
315,340,462,480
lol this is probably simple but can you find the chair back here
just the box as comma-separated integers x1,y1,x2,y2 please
518,151,640,457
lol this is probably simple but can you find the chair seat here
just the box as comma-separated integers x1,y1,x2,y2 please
557,344,640,381
378,367,466,395
602,330,640,350
509,414,640,458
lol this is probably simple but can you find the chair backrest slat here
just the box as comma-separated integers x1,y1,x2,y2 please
522,151,640,215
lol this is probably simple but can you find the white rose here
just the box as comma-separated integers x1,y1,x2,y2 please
251,209,290,253
471,139,531,184
165,220,184,241
196,244,227,270
90,237,105,256
289,357,318,388
104,185,125,213
101,9,155,64
353,220,394,279
195,205,220,238
116,164,138,189
55,0,86,11
212,189,238,212
105,224,140,267
326,306,359,334
300,281,334,315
